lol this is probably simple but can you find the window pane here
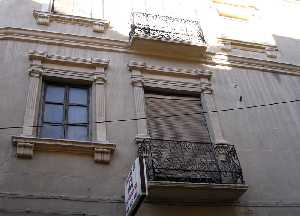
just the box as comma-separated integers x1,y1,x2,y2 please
67,126,88,141
45,85,65,103
68,106,88,123
69,88,88,105
40,124,64,139
44,104,64,123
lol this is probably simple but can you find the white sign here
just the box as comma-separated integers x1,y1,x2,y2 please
125,157,147,216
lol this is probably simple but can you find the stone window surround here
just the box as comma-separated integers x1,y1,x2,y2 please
13,50,116,163
128,60,230,145
33,10,109,33
218,37,279,59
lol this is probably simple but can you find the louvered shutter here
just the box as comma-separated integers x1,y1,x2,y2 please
40,0,51,11
145,93,211,143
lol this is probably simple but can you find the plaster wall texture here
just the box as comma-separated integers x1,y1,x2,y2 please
0,0,300,216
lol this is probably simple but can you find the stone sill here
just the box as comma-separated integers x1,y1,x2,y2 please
146,181,248,203
130,34,207,47
12,136,116,164
129,35,207,59
33,10,109,33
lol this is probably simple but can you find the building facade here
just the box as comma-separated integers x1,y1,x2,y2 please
0,0,300,215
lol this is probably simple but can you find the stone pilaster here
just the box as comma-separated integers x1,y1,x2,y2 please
93,67,108,143
201,93,229,145
21,65,42,137
131,70,148,138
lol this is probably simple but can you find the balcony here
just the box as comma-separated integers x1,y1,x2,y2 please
137,139,248,203
129,12,207,59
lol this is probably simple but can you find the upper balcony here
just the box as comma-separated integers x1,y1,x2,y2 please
137,138,248,203
129,12,207,59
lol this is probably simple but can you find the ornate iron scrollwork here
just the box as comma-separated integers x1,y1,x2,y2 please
137,139,245,184
214,143,245,184
129,12,206,45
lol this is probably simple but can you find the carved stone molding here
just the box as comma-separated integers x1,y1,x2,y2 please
28,65,43,77
33,10,109,33
218,38,279,59
128,61,213,94
29,50,109,69
29,66,108,83
265,47,278,58
16,142,34,159
27,50,109,82
20,51,112,161
206,52,300,76
33,11,50,26
1,27,300,76
40,67,99,81
12,136,116,163
94,148,112,163
220,41,232,52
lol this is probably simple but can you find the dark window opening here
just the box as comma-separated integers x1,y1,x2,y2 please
40,82,90,141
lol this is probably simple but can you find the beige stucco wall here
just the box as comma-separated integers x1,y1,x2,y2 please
0,0,300,215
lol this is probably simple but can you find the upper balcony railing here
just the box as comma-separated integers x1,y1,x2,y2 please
137,139,244,185
129,12,206,45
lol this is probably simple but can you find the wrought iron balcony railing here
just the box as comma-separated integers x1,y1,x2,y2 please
129,12,206,45
137,139,244,184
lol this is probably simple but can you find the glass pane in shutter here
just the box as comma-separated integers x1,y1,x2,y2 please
69,88,88,105
67,126,88,140
45,85,65,103
44,104,64,123
68,106,88,123
53,0,74,15
41,124,64,139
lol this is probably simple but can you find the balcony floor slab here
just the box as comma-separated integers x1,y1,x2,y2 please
130,36,207,59
146,181,248,203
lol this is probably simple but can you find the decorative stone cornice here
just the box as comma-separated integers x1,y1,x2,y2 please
33,10,109,33
28,65,43,77
12,136,116,163
218,37,277,50
206,53,300,76
143,78,211,93
28,51,109,82
128,61,212,80
218,37,279,59
0,27,129,53
94,72,107,84
29,50,109,69
129,61,213,94
41,67,99,81
1,27,300,76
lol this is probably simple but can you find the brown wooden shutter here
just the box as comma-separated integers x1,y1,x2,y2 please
145,93,211,143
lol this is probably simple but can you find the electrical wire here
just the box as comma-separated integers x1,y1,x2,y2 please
0,98,299,131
